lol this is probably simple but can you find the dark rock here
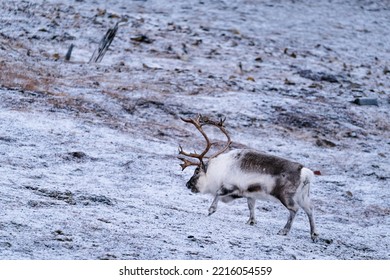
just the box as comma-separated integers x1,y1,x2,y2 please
0,136,16,142
0,242,12,248
79,194,114,206
297,69,339,83
131,34,154,44
316,138,336,147
69,151,87,159
352,98,378,106
62,151,94,162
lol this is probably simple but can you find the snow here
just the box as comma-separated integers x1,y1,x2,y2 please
0,0,389,260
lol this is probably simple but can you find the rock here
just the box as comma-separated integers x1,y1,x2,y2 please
352,98,378,106
297,69,339,83
345,131,358,138
69,151,87,159
0,242,12,248
79,194,114,206
61,151,94,162
0,136,16,142
131,34,154,44
316,138,336,147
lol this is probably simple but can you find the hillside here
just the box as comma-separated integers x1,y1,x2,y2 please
0,0,389,259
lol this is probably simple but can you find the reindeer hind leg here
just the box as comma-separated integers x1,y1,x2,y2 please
297,197,319,242
246,197,257,225
296,178,319,242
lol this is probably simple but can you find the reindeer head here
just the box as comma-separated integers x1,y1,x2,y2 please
178,115,231,193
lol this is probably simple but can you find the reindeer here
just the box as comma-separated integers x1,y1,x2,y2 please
178,115,319,242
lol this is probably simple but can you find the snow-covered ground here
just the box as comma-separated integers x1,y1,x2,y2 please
0,0,389,259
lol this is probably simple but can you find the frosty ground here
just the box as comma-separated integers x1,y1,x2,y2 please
0,0,389,260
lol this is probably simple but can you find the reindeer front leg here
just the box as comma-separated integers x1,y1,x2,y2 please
207,187,229,216
208,195,220,216
277,193,299,236
209,185,241,216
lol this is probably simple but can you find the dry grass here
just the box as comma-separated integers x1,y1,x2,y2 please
0,58,58,94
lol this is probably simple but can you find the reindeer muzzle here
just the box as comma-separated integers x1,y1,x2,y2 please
186,181,199,193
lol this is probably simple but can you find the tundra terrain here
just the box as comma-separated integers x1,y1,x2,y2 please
0,0,389,259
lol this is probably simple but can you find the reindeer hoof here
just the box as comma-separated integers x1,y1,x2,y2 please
311,232,319,243
246,219,257,226
208,207,216,216
277,228,289,236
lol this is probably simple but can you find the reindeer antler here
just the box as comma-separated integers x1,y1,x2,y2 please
178,114,232,170
177,155,199,171
200,116,231,160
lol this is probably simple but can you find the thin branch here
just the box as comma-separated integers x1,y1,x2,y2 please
89,22,119,63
